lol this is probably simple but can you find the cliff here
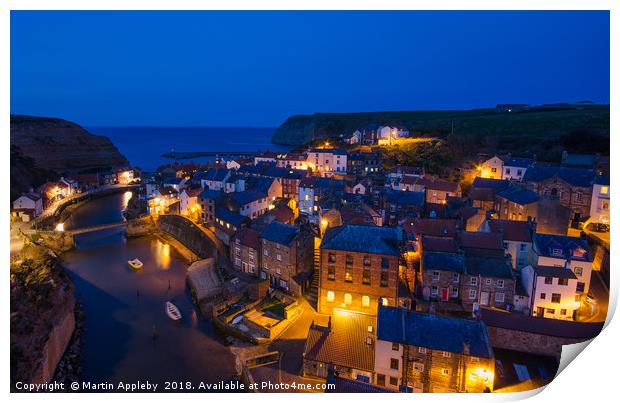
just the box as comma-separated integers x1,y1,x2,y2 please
271,105,610,149
10,115,128,200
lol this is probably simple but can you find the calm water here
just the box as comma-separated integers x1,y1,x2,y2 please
87,126,290,171
61,193,237,386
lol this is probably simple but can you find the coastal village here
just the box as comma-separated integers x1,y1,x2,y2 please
10,119,610,393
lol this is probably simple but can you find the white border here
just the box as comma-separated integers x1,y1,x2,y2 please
2,2,616,403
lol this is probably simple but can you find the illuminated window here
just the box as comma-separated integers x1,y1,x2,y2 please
442,368,450,376
344,293,352,305
362,295,370,307
601,186,609,195
381,297,389,306
442,351,451,358
327,291,335,302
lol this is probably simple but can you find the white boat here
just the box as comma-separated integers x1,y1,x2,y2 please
128,258,143,271
165,301,182,322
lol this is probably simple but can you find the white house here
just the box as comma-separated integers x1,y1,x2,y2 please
501,157,534,181
589,175,610,225
12,193,43,221
521,265,581,321
479,155,504,179
231,191,270,219
298,179,317,216
345,130,361,145
254,151,278,165
180,187,202,216
533,234,593,305
307,148,348,177
196,168,232,192
225,159,241,170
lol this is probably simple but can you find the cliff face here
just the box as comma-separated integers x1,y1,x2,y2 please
11,115,128,172
10,115,128,200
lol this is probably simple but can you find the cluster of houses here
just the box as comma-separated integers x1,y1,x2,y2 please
133,142,606,392
343,124,410,146
11,168,137,222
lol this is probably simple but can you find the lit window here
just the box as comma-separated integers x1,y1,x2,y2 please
381,297,389,306
442,368,450,376
327,291,335,302
344,293,352,305
443,351,452,358
601,186,609,195
362,295,370,307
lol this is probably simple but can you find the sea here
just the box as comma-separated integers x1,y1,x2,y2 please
87,126,291,172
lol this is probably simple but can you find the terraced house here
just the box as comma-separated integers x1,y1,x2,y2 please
318,225,402,315
375,306,495,392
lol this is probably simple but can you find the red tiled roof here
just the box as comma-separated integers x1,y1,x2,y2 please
487,219,533,243
469,187,495,201
405,218,458,238
421,236,459,253
270,205,295,223
234,227,261,250
422,177,459,193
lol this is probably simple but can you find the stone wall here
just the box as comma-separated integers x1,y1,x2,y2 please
485,326,588,360
157,215,216,259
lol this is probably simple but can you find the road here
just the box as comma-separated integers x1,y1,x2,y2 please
578,270,609,323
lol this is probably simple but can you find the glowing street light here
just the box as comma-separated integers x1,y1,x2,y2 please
55,223,65,232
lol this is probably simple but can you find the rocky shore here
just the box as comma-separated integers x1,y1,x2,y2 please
51,301,85,389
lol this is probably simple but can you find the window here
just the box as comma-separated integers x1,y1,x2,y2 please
520,244,527,252
392,343,400,351
470,277,478,286
451,287,459,298
574,267,583,277
558,278,568,286
560,309,567,316
380,271,389,287
432,271,440,282
517,169,522,175
326,291,335,302
469,373,478,381
442,368,450,376
328,266,336,281
546,308,555,315
344,271,353,283
381,297,389,306
575,193,582,202
544,277,553,285
344,293,352,305
418,347,427,354
442,352,452,358
497,280,504,288
471,357,479,363
390,358,399,370
345,254,353,267
377,374,385,386
577,282,585,292
505,168,511,175
362,295,370,307
469,290,477,300
389,377,398,386
363,256,371,266
551,293,561,303
495,292,505,303
263,249,269,257
601,186,609,195
362,269,371,285
328,253,336,263
540,293,546,300
431,286,438,296
486,278,492,285
276,254,282,262
552,248,563,256
381,258,389,269
414,363,424,372
452,273,460,283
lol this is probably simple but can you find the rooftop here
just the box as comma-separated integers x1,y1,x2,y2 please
522,166,596,188
321,225,401,256
533,265,578,280
496,186,540,205
377,307,493,359
534,233,592,262
465,256,514,279
472,177,510,191
422,251,465,273
504,157,534,168
486,219,534,243
303,308,376,372
260,221,299,246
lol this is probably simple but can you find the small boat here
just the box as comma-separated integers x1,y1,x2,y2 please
165,301,182,322
128,258,143,271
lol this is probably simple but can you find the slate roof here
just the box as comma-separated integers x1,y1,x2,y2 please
486,219,534,243
299,177,345,191
533,265,578,280
534,234,592,262
215,208,248,227
459,231,505,251
199,188,222,200
496,186,540,205
469,187,495,202
421,236,459,253
22,192,42,201
465,256,514,279
196,167,231,182
309,147,348,156
377,307,493,359
522,166,596,188
260,221,299,246
472,177,510,191
503,157,534,168
561,153,598,167
321,225,401,256
230,190,266,206
386,190,425,207
303,309,376,372
406,218,458,238
262,166,305,179
422,251,465,273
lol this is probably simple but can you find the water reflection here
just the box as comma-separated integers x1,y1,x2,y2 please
151,239,171,270
122,191,133,210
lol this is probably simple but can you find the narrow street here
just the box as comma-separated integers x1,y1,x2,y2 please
579,270,610,323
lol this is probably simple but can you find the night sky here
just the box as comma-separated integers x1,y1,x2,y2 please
10,11,610,127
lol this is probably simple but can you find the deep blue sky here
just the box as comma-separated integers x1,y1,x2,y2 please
11,11,609,127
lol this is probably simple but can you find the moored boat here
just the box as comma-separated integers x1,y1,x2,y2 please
165,301,182,322
128,258,143,271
